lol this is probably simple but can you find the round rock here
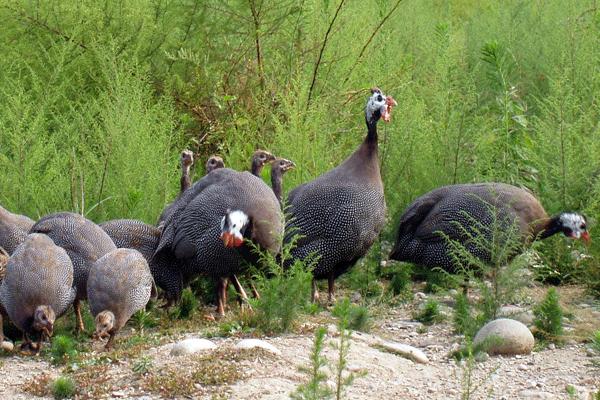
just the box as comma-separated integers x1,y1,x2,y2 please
1,341,14,352
234,339,281,355
474,318,534,356
170,338,217,356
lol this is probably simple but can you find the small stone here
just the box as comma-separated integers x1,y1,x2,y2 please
474,319,534,356
350,291,362,303
474,351,489,362
1,341,14,352
586,348,596,357
380,260,387,268
547,343,556,350
170,338,217,356
415,292,427,300
377,341,429,364
235,339,281,355
111,390,127,398
327,324,338,336
518,364,528,371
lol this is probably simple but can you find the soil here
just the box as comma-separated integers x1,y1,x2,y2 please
0,285,598,400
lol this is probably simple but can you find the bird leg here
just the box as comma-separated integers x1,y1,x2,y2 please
229,275,253,311
216,277,228,317
104,332,115,351
74,299,85,334
250,282,260,299
311,279,320,303
20,333,39,354
327,274,336,304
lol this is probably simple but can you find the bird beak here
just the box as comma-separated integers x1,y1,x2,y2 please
220,231,244,248
382,95,397,123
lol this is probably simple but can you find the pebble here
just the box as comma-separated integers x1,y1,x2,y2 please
518,364,529,371
169,338,217,356
235,339,282,355
414,292,427,300
547,343,556,350
1,341,14,352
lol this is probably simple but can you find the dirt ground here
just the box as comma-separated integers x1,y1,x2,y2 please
0,286,598,400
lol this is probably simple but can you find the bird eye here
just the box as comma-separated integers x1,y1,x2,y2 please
233,224,237,228
377,95,383,102
581,224,586,230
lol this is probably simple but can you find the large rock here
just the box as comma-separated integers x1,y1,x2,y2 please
169,338,217,356
377,341,429,364
234,339,281,355
474,318,534,356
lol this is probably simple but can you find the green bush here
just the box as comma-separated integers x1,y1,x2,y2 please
51,376,76,400
590,330,600,354
388,263,413,297
414,299,443,325
50,335,77,365
533,287,564,342
291,327,332,400
332,299,371,333
176,288,198,320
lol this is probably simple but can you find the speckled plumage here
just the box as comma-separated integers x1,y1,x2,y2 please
100,219,183,302
389,183,569,271
155,168,283,280
87,248,153,332
0,205,35,254
29,212,117,301
0,234,76,335
285,91,390,288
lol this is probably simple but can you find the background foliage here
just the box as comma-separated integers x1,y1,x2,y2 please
1,0,599,289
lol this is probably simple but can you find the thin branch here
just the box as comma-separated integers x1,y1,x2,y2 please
306,0,347,110
249,0,265,92
342,0,404,85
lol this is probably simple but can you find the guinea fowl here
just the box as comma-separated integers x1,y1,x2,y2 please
389,183,590,272
0,234,76,352
0,205,35,254
271,158,296,206
206,155,225,173
286,88,396,302
100,219,182,306
250,149,276,176
154,167,283,316
29,212,117,333
88,248,153,349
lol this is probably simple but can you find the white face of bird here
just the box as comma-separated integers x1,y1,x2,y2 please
33,305,55,338
559,213,590,242
94,311,115,340
275,158,295,173
220,210,249,248
366,88,397,123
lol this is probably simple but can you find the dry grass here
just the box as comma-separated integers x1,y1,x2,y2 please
21,373,53,397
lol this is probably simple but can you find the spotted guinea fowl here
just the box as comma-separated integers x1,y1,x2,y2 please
389,183,590,271
29,212,117,332
100,219,182,306
0,205,35,254
0,233,76,352
285,88,396,302
154,167,283,316
0,246,8,340
88,248,153,349
250,149,276,176
206,155,225,173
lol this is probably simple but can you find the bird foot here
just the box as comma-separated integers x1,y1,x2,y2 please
19,341,41,355
203,313,217,322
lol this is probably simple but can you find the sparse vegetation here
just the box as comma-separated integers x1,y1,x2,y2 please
49,335,77,365
291,327,332,400
177,288,199,320
414,299,443,325
51,376,76,400
533,287,564,343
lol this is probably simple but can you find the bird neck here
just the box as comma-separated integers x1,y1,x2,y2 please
271,168,283,204
536,215,563,240
180,165,191,193
251,161,263,177
365,117,379,151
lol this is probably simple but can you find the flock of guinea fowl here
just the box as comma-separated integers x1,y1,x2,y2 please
0,88,590,352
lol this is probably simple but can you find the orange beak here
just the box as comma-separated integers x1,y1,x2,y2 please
220,231,244,248
581,231,591,244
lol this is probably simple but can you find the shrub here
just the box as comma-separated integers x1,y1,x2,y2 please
388,263,413,297
51,376,76,400
332,299,371,333
533,287,563,342
177,288,198,320
50,335,77,365
291,327,332,400
414,299,443,325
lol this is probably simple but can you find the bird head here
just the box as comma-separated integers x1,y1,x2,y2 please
220,210,250,248
180,150,194,169
365,87,397,125
205,155,225,173
251,150,276,172
558,213,590,243
93,310,115,340
273,158,296,174
33,305,55,339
